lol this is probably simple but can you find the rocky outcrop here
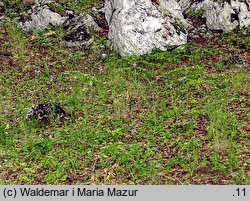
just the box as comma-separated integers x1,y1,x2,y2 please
62,13,100,49
3,0,249,55
19,0,101,49
104,0,249,55
159,0,185,24
20,1,66,30
188,0,250,32
201,0,248,31
234,0,250,28
104,0,187,56
203,0,239,31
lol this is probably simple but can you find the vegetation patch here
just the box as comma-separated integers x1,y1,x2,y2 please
0,18,249,184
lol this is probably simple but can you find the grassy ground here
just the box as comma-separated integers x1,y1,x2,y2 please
1,0,101,17
0,19,249,184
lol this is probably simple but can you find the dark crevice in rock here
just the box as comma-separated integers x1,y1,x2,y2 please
91,11,108,30
151,0,160,6
231,10,240,23
108,8,117,24
63,24,91,42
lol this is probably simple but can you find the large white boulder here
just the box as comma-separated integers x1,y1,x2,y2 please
104,0,187,56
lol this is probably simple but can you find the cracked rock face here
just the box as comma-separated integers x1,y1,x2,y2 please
191,0,250,32
204,0,239,31
237,1,250,28
203,0,250,31
105,0,187,56
159,0,185,22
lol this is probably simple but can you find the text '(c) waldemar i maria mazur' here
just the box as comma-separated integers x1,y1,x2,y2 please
19,187,139,197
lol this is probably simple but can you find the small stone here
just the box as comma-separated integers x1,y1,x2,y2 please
26,103,73,123
101,53,107,58
62,14,100,49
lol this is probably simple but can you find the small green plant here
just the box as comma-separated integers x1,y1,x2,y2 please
212,153,220,169
73,51,86,60
94,37,106,46
2,0,29,18
189,8,206,17
176,18,187,32
0,125,7,145
47,2,67,16
214,62,225,69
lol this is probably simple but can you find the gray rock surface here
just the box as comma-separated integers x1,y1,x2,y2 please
62,13,100,49
193,0,250,31
20,0,102,32
19,1,101,49
159,0,188,27
14,0,250,55
79,14,101,32
237,1,250,28
177,0,192,11
159,0,183,17
35,0,54,4
202,0,239,31
20,3,66,30
26,103,74,123
105,0,187,56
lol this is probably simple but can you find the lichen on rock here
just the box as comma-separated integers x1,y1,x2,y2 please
62,13,100,49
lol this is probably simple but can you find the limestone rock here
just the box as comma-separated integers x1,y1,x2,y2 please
176,0,193,11
192,0,250,32
79,14,101,32
159,0,189,29
62,13,100,49
20,3,66,30
19,0,101,49
237,1,250,28
203,0,238,31
35,0,54,4
104,0,187,56
159,0,184,20
26,103,64,121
